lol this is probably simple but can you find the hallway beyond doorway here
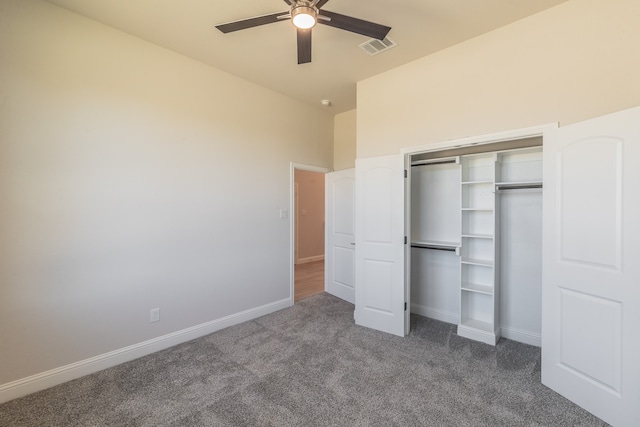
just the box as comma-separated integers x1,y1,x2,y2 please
294,260,324,302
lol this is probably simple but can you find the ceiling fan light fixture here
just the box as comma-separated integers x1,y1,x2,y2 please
291,4,317,29
215,0,392,65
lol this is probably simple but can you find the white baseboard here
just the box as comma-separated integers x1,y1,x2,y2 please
410,303,458,325
458,324,500,346
500,326,541,347
410,303,542,347
295,255,324,265
0,298,292,404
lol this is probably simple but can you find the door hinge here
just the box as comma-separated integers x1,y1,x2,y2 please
404,169,407,178
404,236,407,244
404,302,407,311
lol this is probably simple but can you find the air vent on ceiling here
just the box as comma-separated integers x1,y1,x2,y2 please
359,37,397,56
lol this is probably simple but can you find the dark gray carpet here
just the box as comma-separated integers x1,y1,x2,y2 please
1,293,608,426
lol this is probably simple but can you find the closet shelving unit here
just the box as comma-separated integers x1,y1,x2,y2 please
458,153,499,345
410,145,543,346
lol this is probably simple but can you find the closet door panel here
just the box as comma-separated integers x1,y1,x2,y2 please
559,138,621,269
542,106,640,427
355,154,406,337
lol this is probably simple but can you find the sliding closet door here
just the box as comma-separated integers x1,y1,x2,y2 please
325,169,356,303
542,106,640,427
354,154,406,336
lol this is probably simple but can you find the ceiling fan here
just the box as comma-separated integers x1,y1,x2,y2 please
215,0,391,64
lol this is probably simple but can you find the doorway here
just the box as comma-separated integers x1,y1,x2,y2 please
290,164,330,303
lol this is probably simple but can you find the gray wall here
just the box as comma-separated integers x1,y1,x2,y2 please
0,0,333,391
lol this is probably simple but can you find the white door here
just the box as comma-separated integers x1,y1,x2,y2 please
325,169,356,303
354,154,406,336
542,106,640,426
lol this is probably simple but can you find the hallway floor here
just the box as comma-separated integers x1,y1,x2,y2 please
294,260,324,302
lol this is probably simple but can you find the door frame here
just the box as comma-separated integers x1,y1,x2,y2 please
400,123,557,332
289,162,332,305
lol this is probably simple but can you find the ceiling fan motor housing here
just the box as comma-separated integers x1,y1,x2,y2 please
291,1,318,29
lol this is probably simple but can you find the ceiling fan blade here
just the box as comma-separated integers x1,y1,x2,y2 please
215,11,288,33
319,10,391,40
297,28,312,64
315,0,331,8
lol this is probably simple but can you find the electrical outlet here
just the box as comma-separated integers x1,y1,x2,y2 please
150,308,160,323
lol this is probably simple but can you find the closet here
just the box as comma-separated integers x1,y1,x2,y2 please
355,108,640,424
409,139,543,346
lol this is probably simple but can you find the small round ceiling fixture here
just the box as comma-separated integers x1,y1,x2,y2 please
320,99,332,107
291,3,317,29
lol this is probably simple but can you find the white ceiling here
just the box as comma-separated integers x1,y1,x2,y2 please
47,0,567,114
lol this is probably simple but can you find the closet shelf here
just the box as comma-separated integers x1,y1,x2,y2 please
461,180,493,185
411,240,460,251
461,258,493,267
461,282,493,295
461,233,493,239
495,180,542,186
411,157,458,167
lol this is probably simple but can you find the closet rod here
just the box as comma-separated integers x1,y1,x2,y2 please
410,244,457,252
411,158,457,167
496,183,543,191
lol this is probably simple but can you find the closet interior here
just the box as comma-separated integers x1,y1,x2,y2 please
409,138,543,346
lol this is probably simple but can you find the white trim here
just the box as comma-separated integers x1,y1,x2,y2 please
0,298,290,404
291,163,332,174
400,123,558,156
295,255,325,265
289,163,331,303
410,303,458,325
500,326,541,347
294,182,299,262
457,324,500,346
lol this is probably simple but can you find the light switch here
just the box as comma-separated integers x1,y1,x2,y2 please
279,209,289,220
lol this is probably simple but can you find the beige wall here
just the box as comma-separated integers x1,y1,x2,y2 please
0,0,332,388
294,170,325,262
357,0,640,158
333,109,356,170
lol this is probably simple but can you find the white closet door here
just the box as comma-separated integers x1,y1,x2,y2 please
325,169,356,303
542,106,640,427
355,154,406,336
